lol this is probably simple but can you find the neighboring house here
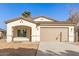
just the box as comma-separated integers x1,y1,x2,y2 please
0,28,6,39
5,16,75,42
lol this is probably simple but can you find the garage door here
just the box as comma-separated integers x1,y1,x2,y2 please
40,27,68,42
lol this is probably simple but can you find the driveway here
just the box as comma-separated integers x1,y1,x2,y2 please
36,42,79,56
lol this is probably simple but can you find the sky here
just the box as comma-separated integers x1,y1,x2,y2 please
0,3,79,29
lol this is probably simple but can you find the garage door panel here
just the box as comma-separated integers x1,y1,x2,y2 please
40,27,68,42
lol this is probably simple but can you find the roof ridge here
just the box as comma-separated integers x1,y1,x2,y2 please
33,16,58,22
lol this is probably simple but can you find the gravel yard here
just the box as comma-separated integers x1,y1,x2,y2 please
0,39,39,56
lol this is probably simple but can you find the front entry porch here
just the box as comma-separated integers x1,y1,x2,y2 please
12,26,31,42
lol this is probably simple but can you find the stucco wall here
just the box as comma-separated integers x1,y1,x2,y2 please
6,18,75,42
34,17,53,22
6,19,40,42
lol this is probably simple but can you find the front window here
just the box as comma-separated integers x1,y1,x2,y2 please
17,29,27,37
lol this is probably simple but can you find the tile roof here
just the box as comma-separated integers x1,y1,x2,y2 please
5,16,75,25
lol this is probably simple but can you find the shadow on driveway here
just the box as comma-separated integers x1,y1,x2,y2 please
37,50,79,56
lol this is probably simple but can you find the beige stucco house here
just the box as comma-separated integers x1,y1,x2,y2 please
5,16,76,42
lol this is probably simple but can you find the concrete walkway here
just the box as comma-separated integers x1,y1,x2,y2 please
36,42,79,56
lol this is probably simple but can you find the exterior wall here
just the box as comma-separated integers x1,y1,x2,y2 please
34,18,53,22
0,31,2,38
39,26,75,42
6,19,40,42
69,26,75,42
6,18,75,42
32,26,40,42
13,37,30,42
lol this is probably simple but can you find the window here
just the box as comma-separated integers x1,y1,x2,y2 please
17,29,27,37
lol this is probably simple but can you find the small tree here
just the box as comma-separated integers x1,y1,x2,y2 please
68,7,79,23
22,11,31,17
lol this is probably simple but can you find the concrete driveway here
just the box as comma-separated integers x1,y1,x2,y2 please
36,42,79,56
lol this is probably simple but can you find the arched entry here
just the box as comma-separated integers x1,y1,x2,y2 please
12,25,31,42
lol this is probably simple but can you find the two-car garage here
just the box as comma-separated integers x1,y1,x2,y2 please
40,27,69,42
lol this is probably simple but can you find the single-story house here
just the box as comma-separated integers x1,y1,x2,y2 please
5,16,77,42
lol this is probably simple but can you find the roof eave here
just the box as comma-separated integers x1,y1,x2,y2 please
5,17,36,24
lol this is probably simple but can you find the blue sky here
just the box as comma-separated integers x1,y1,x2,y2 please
0,3,79,29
